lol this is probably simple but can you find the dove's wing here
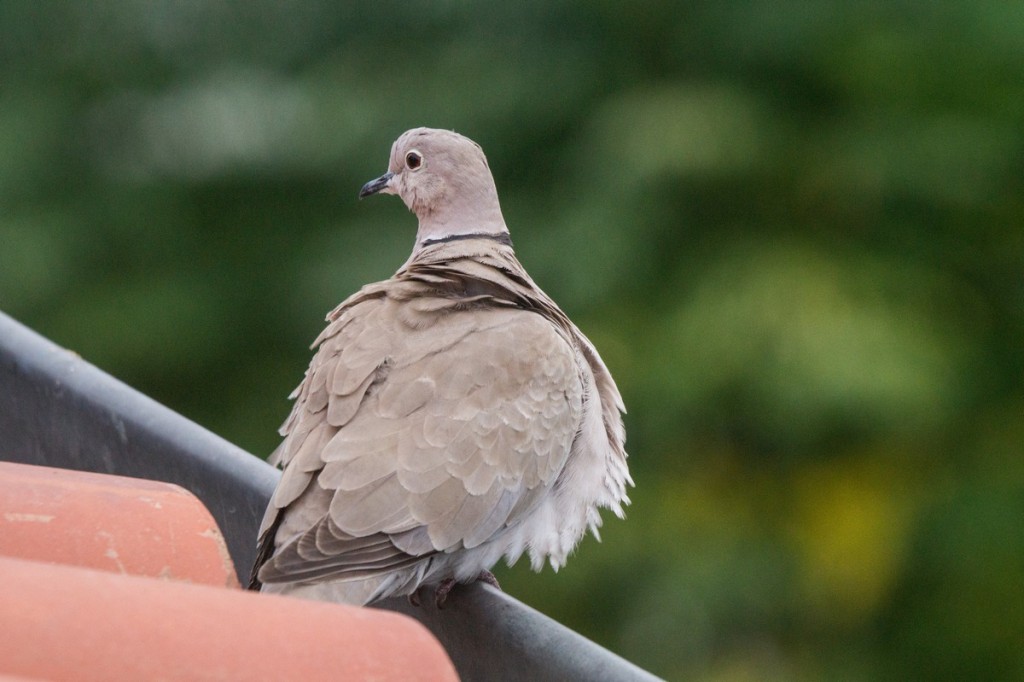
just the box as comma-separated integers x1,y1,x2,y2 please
254,275,583,588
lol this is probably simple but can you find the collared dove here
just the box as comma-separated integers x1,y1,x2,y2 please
250,128,631,607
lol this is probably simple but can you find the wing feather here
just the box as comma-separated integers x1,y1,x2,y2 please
253,246,619,596
258,292,582,587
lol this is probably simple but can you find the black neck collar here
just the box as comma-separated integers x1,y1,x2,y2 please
420,232,513,248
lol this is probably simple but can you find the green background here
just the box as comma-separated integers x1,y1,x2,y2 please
2,2,1022,679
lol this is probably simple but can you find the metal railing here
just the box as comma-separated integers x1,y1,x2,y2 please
0,311,661,682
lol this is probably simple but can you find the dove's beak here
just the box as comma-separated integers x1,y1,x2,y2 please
359,171,394,198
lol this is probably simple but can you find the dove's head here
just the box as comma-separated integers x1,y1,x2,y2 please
360,128,509,251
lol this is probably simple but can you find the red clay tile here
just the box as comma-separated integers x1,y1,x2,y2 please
0,556,458,681
0,462,236,587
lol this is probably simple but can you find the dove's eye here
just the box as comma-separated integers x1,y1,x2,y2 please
405,150,423,170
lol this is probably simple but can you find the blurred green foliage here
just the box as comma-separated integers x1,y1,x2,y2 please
2,2,1022,679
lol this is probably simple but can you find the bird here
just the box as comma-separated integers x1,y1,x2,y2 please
249,127,631,608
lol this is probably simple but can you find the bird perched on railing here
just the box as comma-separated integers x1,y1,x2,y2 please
250,128,631,608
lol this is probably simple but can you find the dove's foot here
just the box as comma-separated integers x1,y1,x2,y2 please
434,578,457,609
431,571,502,609
408,590,422,607
477,570,501,591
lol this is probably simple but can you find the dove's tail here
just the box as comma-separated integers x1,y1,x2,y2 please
260,577,383,606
